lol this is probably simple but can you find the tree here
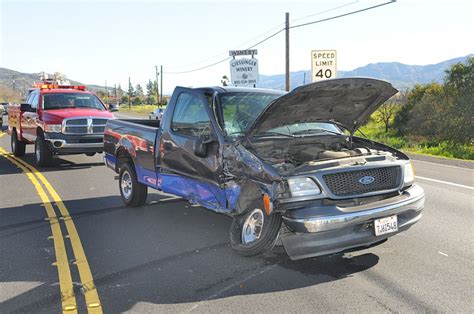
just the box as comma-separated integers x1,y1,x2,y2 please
132,97,142,105
221,75,229,86
135,84,144,98
117,84,124,99
393,83,442,136
121,95,128,104
376,102,399,132
146,80,154,96
442,57,474,144
146,95,156,105
394,58,473,144
128,81,135,97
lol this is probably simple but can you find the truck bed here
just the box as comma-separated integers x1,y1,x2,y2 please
104,119,160,183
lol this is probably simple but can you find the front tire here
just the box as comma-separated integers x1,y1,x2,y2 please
11,130,26,157
230,207,282,257
35,134,53,167
119,163,148,207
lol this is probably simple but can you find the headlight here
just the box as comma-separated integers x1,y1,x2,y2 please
45,124,62,133
403,162,415,185
288,177,321,197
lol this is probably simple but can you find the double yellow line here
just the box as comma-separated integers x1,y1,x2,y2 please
0,147,102,313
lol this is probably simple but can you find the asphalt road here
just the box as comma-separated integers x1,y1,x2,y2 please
1,114,473,313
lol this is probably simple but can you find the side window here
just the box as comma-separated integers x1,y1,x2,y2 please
171,93,211,137
25,92,35,105
31,92,39,109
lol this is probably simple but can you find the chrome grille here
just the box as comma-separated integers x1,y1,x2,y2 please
323,167,400,197
63,117,109,134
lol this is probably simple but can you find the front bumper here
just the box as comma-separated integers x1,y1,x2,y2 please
44,133,104,154
281,184,425,260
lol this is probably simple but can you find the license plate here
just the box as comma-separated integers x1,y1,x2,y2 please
374,215,398,236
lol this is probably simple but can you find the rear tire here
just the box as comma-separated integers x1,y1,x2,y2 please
119,163,148,207
35,134,53,167
85,152,96,157
230,207,282,257
11,130,26,157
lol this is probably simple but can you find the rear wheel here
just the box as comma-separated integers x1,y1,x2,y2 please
11,129,26,157
85,152,96,157
230,207,282,257
119,163,148,207
35,134,53,167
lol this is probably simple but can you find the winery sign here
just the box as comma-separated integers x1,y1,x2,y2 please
229,50,259,86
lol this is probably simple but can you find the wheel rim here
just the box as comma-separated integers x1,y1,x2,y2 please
241,209,265,244
11,134,16,151
121,171,133,199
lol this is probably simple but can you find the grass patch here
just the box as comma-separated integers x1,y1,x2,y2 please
119,104,165,116
360,120,474,160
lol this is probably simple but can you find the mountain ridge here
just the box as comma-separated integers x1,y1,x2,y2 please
257,54,473,90
1,54,472,95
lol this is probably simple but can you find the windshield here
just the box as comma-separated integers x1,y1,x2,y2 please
42,93,105,110
257,122,344,137
219,92,282,137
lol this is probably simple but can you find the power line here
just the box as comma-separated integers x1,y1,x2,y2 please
162,0,396,75
170,22,285,71
164,28,285,75
290,0,395,29
291,0,359,23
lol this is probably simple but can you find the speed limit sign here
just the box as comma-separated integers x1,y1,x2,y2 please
311,50,337,82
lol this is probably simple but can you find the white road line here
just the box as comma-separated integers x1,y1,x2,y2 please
438,251,449,257
412,159,474,170
415,176,474,190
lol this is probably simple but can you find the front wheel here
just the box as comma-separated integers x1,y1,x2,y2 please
230,208,282,257
11,130,26,157
119,163,148,207
35,135,53,167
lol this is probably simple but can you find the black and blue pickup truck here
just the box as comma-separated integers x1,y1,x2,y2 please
103,78,425,260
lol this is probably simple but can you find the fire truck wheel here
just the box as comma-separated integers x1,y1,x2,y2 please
35,134,53,167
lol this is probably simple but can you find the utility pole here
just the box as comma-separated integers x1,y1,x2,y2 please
114,84,117,105
160,65,163,106
105,80,108,102
128,77,131,110
154,65,160,106
285,12,290,92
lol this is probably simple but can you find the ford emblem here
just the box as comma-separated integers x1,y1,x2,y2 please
359,175,375,185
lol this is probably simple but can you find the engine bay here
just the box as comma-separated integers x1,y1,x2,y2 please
247,134,396,175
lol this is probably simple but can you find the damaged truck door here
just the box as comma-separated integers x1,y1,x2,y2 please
104,78,425,261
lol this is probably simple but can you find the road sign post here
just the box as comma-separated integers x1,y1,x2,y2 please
311,50,337,82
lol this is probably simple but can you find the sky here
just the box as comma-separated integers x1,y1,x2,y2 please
1,0,473,94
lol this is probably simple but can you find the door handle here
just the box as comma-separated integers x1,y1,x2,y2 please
163,141,173,150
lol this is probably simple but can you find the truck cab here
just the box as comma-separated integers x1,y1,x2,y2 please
8,84,116,166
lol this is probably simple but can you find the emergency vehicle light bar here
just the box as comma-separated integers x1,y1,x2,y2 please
33,83,86,91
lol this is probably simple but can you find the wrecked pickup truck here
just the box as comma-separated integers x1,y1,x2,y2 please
103,78,425,260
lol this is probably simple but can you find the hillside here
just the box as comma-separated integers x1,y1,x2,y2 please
1,54,472,97
0,68,109,96
257,54,473,90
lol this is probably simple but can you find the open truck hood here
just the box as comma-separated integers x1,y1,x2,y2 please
247,78,398,136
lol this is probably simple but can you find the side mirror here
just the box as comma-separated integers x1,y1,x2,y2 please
193,137,207,158
20,103,34,112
